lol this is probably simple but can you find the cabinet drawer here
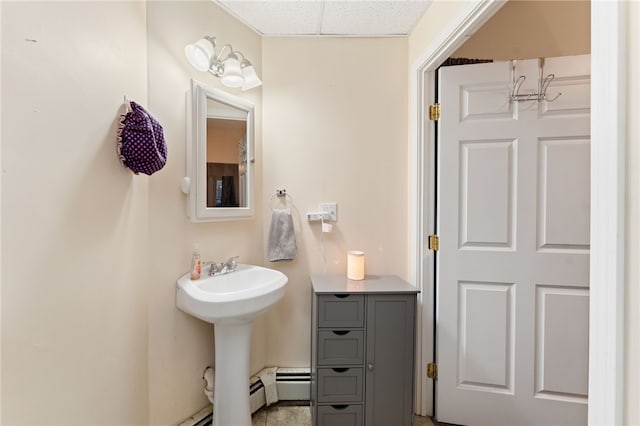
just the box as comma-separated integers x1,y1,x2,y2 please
316,404,363,426
317,330,364,365
318,294,365,328
317,367,364,403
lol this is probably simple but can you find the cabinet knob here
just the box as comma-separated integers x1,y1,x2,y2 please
367,362,374,371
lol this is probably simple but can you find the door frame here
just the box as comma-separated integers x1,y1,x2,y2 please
409,1,627,423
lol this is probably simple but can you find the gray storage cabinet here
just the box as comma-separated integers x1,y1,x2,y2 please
311,275,418,426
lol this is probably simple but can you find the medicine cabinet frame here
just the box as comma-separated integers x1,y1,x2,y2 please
184,79,255,222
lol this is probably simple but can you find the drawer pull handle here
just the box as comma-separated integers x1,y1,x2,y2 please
334,293,350,299
332,330,350,336
367,363,374,371
332,367,349,373
331,405,349,410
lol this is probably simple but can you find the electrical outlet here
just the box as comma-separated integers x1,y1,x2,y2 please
319,203,338,221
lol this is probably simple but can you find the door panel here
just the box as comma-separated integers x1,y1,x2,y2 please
538,56,590,118
457,281,515,394
535,285,589,403
537,137,590,251
437,55,590,426
461,84,515,121
459,139,516,249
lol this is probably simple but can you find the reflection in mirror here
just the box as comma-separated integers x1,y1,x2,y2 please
205,98,248,208
185,80,254,222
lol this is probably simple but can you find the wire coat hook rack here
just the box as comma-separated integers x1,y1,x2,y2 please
509,58,562,103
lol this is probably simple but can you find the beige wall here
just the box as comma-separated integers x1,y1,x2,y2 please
452,1,590,60
146,1,264,424
2,1,263,424
409,0,469,65
409,1,590,65
261,37,408,366
1,2,149,424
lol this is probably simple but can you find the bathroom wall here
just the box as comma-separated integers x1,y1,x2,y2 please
1,2,150,424
145,2,264,424
409,1,589,66
1,1,263,424
408,0,468,65
261,37,409,367
451,1,590,60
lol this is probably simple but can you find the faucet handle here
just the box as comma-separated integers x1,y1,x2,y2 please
225,256,239,268
207,261,221,276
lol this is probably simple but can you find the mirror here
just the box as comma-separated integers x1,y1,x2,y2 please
185,80,255,221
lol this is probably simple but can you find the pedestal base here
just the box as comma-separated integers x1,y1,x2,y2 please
213,321,253,426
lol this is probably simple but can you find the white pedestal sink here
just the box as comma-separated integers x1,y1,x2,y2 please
176,264,288,426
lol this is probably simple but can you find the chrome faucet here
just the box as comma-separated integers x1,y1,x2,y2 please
221,256,238,274
208,256,239,276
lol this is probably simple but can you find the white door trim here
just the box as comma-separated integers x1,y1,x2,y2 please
588,2,627,425
409,0,506,416
409,0,627,422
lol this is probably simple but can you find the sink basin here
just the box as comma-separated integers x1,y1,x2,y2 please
176,263,288,426
176,263,288,324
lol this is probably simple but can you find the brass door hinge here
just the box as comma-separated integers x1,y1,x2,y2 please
428,103,441,121
428,234,440,251
427,362,438,380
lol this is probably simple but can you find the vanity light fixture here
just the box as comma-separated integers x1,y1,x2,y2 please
185,36,262,91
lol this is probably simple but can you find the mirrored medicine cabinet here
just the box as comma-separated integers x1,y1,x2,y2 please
184,80,255,222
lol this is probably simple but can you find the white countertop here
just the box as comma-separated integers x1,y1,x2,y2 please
311,274,419,294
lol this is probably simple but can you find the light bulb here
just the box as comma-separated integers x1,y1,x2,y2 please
221,53,243,88
241,64,262,91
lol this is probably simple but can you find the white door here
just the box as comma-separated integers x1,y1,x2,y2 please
436,55,591,426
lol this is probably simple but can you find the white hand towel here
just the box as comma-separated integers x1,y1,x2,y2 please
268,208,297,262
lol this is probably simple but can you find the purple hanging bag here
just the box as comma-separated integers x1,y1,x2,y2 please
117,101,168,175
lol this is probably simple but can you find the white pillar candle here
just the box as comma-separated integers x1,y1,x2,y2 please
347,250,365,280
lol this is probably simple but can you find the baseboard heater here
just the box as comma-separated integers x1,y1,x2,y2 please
179,367,310,426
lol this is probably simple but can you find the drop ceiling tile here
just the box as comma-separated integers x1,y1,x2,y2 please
320,1,431,35
218,1,324,35
216,0,432,36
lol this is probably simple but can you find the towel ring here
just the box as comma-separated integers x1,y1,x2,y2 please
269,189,293,211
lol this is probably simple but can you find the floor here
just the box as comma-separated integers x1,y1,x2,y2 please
251,402,435,426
